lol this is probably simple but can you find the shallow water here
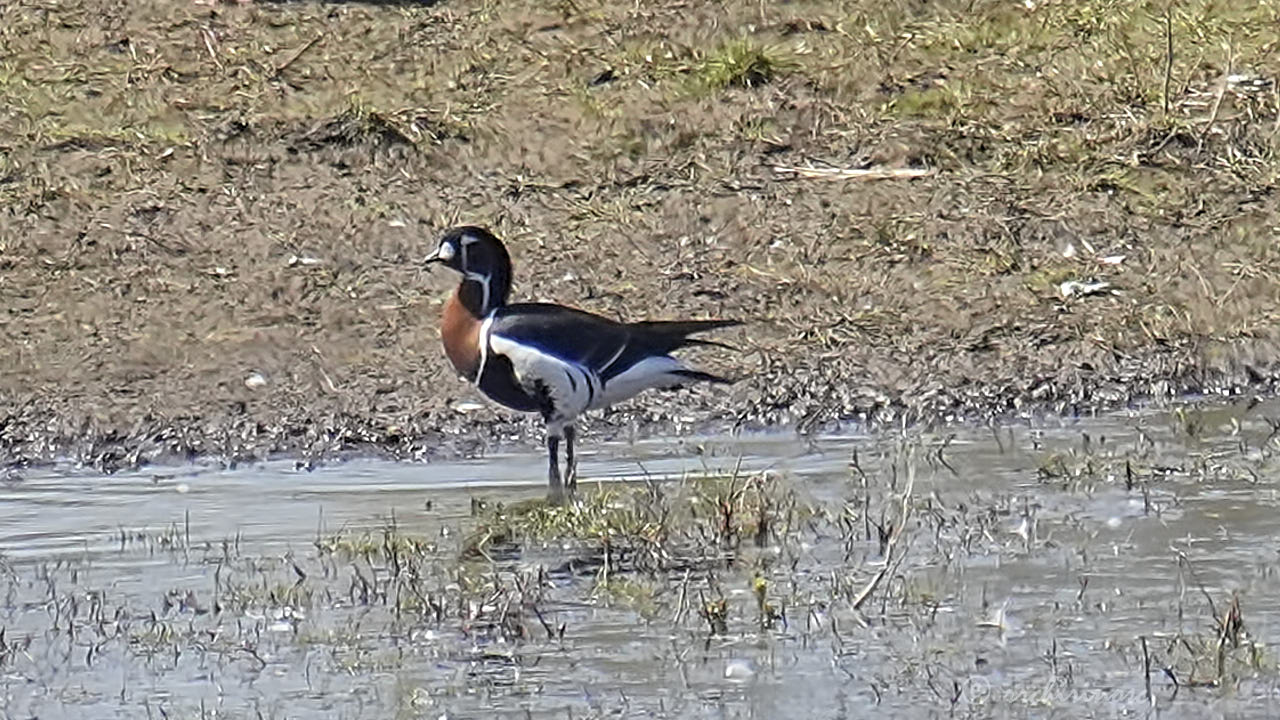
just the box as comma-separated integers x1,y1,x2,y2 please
2,399,1280,719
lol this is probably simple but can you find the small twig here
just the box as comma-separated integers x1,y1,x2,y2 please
1197,41,1233,152
772,165,932,181
1141,635,1154,708
201,28,223,71
851,458,915,610
933,434,958,477
1163,664,1181,699
310,345,340,394
242,645,267,669
672,568,692,625
1272,81,1280,138
530,602,557,640
276,34,322,76
1175,551,1219,624
1215,592,1243,683
1162,9,1174,115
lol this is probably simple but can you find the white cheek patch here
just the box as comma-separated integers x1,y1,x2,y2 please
437,243,456,261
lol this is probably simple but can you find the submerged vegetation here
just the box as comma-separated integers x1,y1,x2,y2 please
5,402,1280,717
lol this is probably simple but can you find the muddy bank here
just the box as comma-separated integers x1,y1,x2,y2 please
1,0,1278,470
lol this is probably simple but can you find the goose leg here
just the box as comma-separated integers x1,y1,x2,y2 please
564,424,577,492
547,434,564,504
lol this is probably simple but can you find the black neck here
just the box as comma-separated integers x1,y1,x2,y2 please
456,268,511,317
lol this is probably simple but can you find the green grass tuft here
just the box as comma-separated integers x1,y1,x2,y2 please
697,39,787,90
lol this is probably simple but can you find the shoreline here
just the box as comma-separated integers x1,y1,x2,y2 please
6,341,1274,474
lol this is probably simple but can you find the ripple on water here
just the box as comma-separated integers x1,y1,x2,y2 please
1,400,1279,718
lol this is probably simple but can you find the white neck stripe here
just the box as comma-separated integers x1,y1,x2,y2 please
463,270,492,313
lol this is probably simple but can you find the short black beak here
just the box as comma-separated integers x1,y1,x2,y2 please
423,249,443,267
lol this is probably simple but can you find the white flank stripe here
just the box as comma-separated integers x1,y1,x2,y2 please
592,355,689,410
488,332,596,422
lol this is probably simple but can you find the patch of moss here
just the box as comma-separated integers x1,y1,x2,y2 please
888,84,966,119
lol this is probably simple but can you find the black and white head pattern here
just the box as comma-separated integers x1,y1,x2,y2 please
430,226,512,312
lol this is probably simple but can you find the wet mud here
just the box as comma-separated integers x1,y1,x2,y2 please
1,0,1278,471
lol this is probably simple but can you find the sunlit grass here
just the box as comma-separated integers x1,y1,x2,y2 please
696,38,789,90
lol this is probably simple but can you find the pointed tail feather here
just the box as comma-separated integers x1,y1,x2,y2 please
671,368,737,385
681,336,740,351
631,319,742,354
632,319,742,336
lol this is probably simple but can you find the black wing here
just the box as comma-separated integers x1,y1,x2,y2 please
490,304,738,383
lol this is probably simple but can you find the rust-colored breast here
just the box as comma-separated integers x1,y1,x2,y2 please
440,291,482,382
